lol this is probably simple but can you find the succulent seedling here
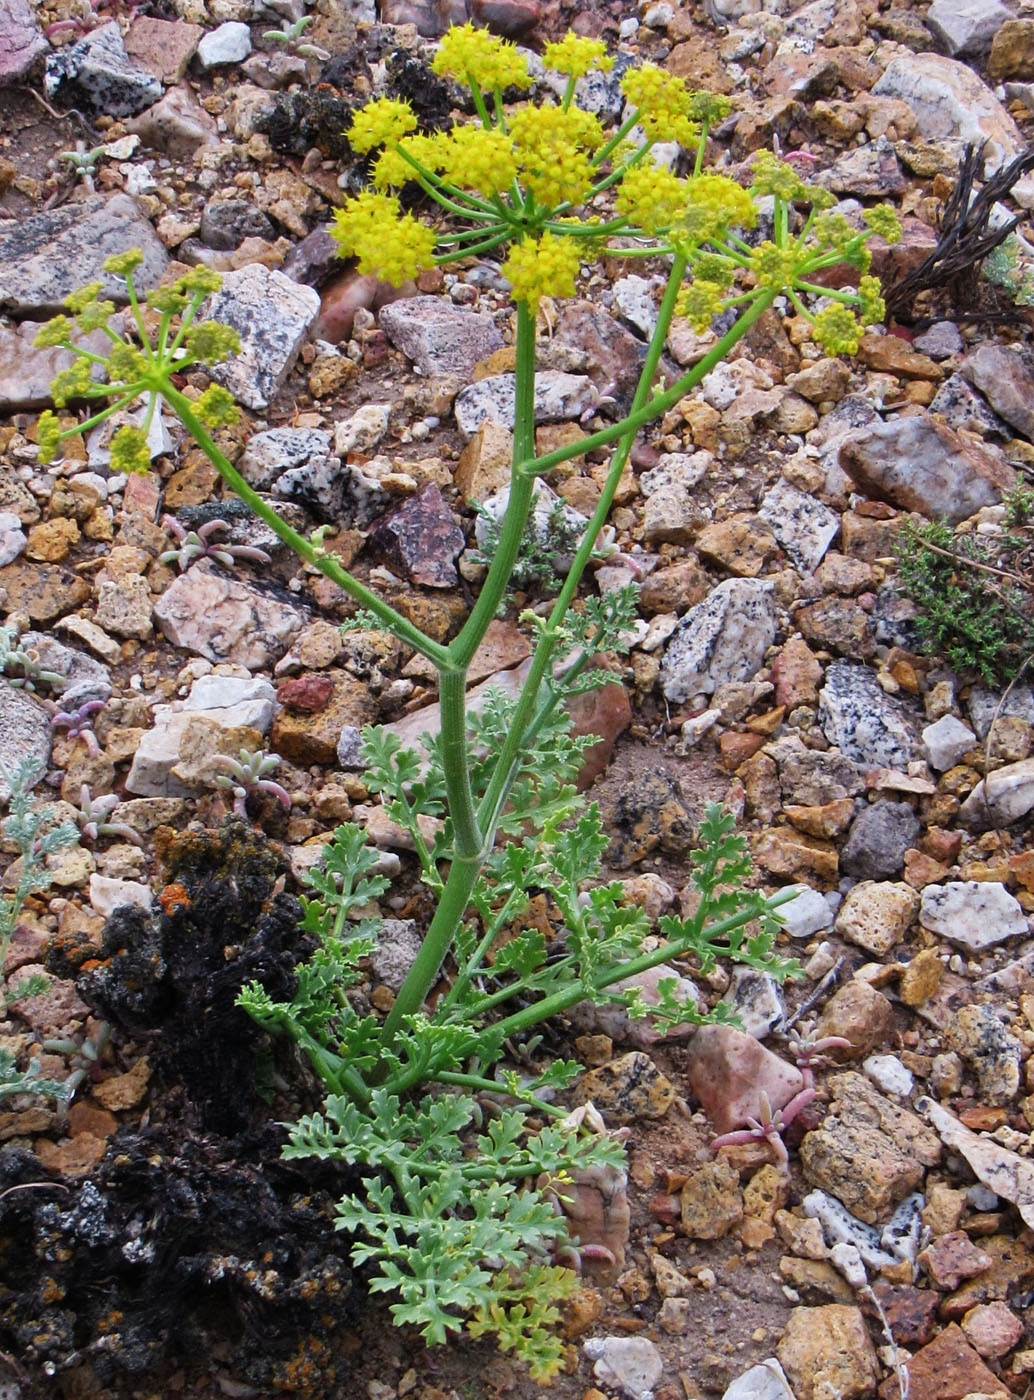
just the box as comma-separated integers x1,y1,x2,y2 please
49,700,105,758
211,749,291,818
75,785,145,847
160,515,272,573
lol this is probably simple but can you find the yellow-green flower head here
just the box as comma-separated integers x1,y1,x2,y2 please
146,285,190,316
620,64,692,141
431,22,531,93
110,423,152,476
687,92,732,127
176,267,223,298
348,97,418,156
751,240,798,291
863,203,902,243
75,298,116,334
502,231,581,309
692,251,736,293
331,190,437,287
36,410,62,466
103,249,145,278
195,384,239,429
857,274,886,325
50,358,94,407
615,164,688,236
675,279,725,333
509,104,602,209
372,132,445,190
676,173,756,246
34,316,74,350
543,33,614,78
437,125,517,199
184,321,242,366
107,342,148,384
811,303,863,356
750,150,808,202
64,282,104,314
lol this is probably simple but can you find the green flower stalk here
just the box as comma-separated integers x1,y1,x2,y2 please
32,22,900,1378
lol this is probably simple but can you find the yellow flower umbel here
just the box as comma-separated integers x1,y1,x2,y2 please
331,191,437,285
501,232,581,309
431,21,532,94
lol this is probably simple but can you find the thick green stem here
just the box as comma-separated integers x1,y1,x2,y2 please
158,384,450,667
439,668,481,859
380,853,484,1038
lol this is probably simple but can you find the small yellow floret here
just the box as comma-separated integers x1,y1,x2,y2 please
509,105,602,210
502,232,581,309
348,98,417,156
620,65,692,141
543,33,613,78
675,173,757,246
432,22,531,93
438,126,517,198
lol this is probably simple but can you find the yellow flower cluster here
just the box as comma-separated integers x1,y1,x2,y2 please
331,191,437,286
436,126,517,198
431,22,531,93
619,64,698,147
509,105,602,208
676,173,756,246
110,424,152,476
811,303,863,355
349,98,417,156
675,280,726,332
371,133,442,190
502,232,581,309
543,34,613,78
751,240,798,291
615,164,688,236
857,274,885,324
36,410,62,465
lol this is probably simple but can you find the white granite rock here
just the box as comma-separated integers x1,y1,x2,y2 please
378,297,503,378
0,511,25,566
89,874,153,918
920,880,1029,949
819,661,918,770
205,264,320,410
759,478,840,574
960,757,1034,827
721,1362,796,1400
239,426,334,490
584,1336,663,1400
660,578,777,704
0,687,51,803
454,370,595,436
863,1054,914,1098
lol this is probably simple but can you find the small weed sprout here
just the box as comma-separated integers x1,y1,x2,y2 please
74,785,144,847
0,627,66,693
49,700,105,757
160,515,272,573
262,15,329,60
211,750,291,818
33,21,897,1377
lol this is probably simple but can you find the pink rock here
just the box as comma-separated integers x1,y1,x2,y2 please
542,1160,630,1269
314,270,412,344
0,0,47,85
276,675,335,714
568,681,632,789
469,0,541,35
685,1024,805,1136
961,1302,1025,1359
771,636,824,709
919,1231,994,1290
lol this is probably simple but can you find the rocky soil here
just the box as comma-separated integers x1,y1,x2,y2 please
2,0,1034,1398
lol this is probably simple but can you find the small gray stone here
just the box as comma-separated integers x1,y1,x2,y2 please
767,734,864,806
728,966,784,1038
961,342,1034,440
945,1003,1022,1105
920,880,1028,949
126,84,220,161
0,0,47,85
639,451,710,545
16,631,110,708
154,560,304,669
660,578,777,704
802,1189,924,1271
912,321,965,359
454,370,595,436
926,0,1013,59
967,683,1034,739
0,194,168,317
863,1055,914,1097
0,688,51,803
841,801,921,880
583,1336,663,1400
759,478,840,574
777,884,835,939
369,920,423,992
239,427,334,491
197,20,251,68
333,404,391,456
88,874,153,918
94,574,153,641
378,296,504,378
923,713,977,770
44,22,162,116
199,199,275,250
819,661,918,770
204,264,320,410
